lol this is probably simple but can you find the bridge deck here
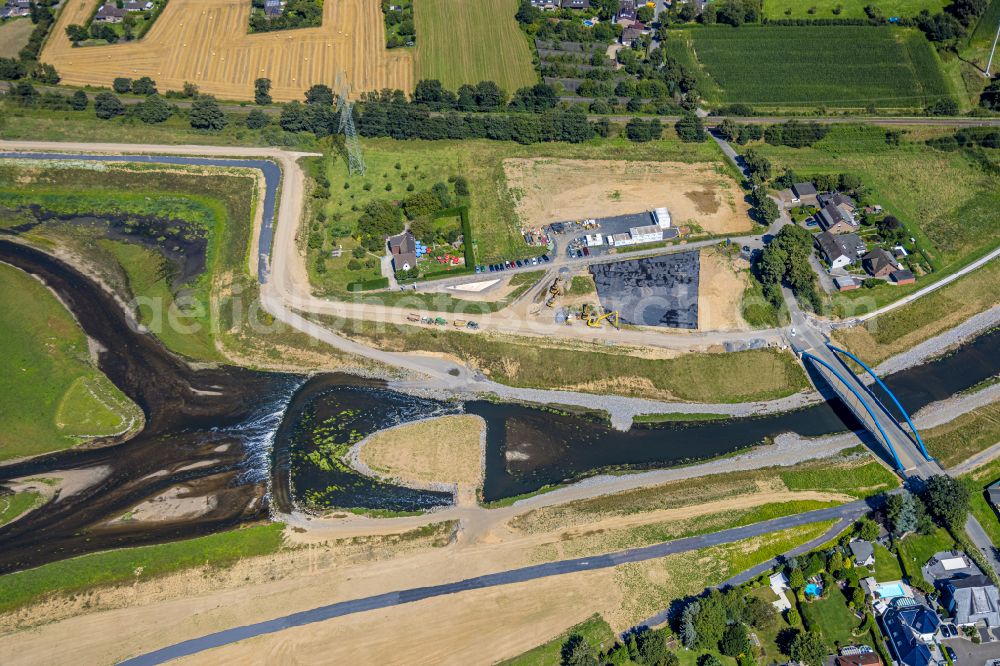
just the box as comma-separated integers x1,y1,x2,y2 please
801,344,940,479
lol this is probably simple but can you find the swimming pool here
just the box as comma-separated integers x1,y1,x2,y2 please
875,582,906,598
805,583,822,597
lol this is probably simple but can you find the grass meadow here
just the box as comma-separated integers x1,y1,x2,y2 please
962,456,1000,549
499,614,617,666
0,17,33,58
922,401,1000,468
337,315,810,403
678,25,952,110
0,262,141,461
763,0,946,19
414,0,537,93
0,491,43,527
310,135,725,293
0,523,285,615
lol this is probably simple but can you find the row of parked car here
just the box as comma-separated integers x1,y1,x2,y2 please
476,254,550,274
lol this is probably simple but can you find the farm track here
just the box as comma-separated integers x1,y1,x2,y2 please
40,0,412,101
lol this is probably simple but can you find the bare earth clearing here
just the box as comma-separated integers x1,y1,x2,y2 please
504,158,752,234
698,249,750,331
41,0,412,101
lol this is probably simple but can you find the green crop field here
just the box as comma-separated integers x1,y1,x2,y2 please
415,0,538,93
679,25,953,109
763,0,946,19
971,0,1000,45
0,261,142,461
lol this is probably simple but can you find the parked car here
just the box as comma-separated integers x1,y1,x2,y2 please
941,624,954,638
541,254,550,262
515,260,523,268
475,265,482,274
531,257,538,265
488,265,495,272
945,646,957,663
582,247,590,256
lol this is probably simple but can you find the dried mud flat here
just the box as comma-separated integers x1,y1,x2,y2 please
42,0,412,101
504,158,752,234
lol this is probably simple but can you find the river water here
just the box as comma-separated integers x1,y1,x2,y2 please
1,236,998,574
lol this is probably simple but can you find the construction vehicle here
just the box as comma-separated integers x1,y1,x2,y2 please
582,303,620,329
453,319,467,328
407,313,420,322
466,321,480,330
545,276,565,308
420,316,434,324
434,317,447,326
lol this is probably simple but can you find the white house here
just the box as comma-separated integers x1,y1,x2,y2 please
609,233,633,247
584,233,604,247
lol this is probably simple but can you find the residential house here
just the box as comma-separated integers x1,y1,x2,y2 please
890,269,915,285
561,0,590,8
817,202,859,234
814,231,865,270
922,550,1000,627
264,0,283,16
880,600,943,666
124,0,145,11
791,182,818,206
387,230,417,273
94,2,125,22
849,540,875,568
0,0,30,18
618,0,637,21
817,192,857,213
862,249,898,278
621,21,645,42
943,574,1000,627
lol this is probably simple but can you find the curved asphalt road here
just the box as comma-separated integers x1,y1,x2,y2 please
118,501,866,665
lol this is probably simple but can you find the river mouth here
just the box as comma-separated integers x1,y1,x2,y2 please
0,240,298,574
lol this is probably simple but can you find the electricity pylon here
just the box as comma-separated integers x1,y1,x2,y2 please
334,71,365,176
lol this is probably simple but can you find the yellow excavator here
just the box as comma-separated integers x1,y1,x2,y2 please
545,277,565,308
582,303,620,329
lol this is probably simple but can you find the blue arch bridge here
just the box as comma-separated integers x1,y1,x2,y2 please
797,341,941,480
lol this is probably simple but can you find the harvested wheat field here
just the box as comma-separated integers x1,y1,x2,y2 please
357,415,484,490
41,0,412,101
504,158,752,234
698,249,750,331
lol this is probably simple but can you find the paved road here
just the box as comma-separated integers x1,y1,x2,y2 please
850,246,1000,324
117,501,866,666
633,514,859,630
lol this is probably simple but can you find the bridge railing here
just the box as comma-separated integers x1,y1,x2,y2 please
826,343,932,462
801,351,905,473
